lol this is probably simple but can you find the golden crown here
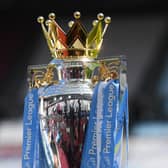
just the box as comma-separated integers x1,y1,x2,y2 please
37,11,111,60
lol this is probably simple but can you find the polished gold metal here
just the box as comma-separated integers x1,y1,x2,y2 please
99,59,119,81
92,20,98,26
31,64,58,88
91,75,99,85
97,13,104,20
37,11,111,60
68,21,74,28
45,20,52,26
37,16,44,23
104,17,111,24
48,13,56,20
99,62,111,81
74,11,81,19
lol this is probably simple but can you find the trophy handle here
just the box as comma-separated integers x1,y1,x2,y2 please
28,64,58,88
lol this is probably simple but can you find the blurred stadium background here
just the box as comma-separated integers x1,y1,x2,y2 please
0,0,168,167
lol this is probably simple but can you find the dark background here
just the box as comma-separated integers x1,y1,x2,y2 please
0,0,168,129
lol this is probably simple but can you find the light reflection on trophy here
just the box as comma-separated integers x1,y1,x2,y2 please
27,11,127,168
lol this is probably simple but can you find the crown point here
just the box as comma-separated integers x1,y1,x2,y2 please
74,11,81,19
48,13,56,20
45,19,52,26
68,21,74,28
92,20,98,26
37,16,44,23
97,13,104,21
104,16,111,24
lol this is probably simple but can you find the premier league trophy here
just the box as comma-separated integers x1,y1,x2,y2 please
22,11,129,168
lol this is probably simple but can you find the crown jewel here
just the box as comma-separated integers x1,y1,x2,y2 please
37,11,111,60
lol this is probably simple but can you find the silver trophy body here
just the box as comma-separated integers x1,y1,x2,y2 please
38,59,93,168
